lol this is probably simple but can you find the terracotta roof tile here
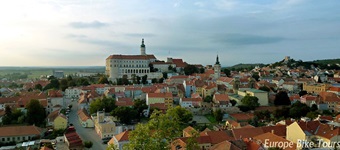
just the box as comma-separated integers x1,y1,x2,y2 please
214,94,229,101
253,132,296,150
77,108,91,122
0,125,43,137
106,54,156,60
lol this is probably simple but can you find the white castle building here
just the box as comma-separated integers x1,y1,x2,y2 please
106,39,162,82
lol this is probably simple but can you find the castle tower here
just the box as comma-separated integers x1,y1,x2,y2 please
141,39,146,55
214,55,221,79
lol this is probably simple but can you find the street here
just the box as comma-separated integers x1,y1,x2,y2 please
68,100,107,150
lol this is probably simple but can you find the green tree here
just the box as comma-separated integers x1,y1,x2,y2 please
84,141,93,149
44,79,59,91
34,84,43,91
199,68,205,73
213,109,223,122
167,106,193,124
230,100,237,106
125,109,182,150
273,106,290,119
59,79,69,91
222,68,231,77
311,104,318,111
133,99,148,118
185,130,199,150
162,72,168,79
142,75,148,84
204,95,212,103
274,91,291,106
241,95,260,110
136,76,141,84
111,106,138,124
289,101,310,119
67,75,73,81
2,105,12,125
252,73,260,81
184,65,199,75
107,144,117,150
98,76,109,84
151,78,158,83
26,99,46,126
306,111,319,120
89,97,116,114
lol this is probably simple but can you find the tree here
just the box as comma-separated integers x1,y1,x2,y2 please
230,100,237,106
133,99,148,118
59,79,69,91
166,106,193,124
250,116,259,127
184,65,199,75
136,76,141,84
252,73,260,81
274,91,291,106
311,104,318,111
299,90,308,97
67,75,73,81
289,101,310,119
84,141,93,149
98,76,109,84
142,75,148,84
162,72,168,79
34,84,43,91
111,106,138,124
213,109,223,122
204,95,212,103
44,78,59,91
107,144,117,150
2,105,12,125
222,68,231,77
125,109,182,150
168,65,174,72
241,95,260,110
26,99,46,126
89,97,116,114
199,68,205,73
306,111,319,120
151,78,158,83
273,106,290,119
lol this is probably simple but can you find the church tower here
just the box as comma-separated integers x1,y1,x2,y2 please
141,39,146,55
214,55,221,79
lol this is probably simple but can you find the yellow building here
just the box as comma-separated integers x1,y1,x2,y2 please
238,88,268,106
53,115,68,130
47,109,68,130
93,111,117,139
146,92,173,108
303,83,331,94
201,83,217,98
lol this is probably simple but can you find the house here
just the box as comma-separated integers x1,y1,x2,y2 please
286,121,320,147
77,108,94,128
201,82,217,98
213,94,231,108
237,88,269,106
47,90,65,113
303,83,331,94
253,132,296,150
180,97,203,108
225,120,241,129
146,92,173,108
183,126,197,137
64,87,82,99
116,97,134,107
183,80,197,98
64,126,83,150
0,125,44,143
319,91,340,111
108,131,130,150
328,86,340,95
93,111,117,138
209,140,242,150
47,109,68,130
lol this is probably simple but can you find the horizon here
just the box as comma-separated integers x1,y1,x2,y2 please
1,0,340,66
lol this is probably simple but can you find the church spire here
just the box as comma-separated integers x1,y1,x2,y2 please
141,39,145,48
140,39,146,55
215,55,220,65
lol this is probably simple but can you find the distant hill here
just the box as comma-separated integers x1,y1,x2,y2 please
309,59,340,65
225,63,265,70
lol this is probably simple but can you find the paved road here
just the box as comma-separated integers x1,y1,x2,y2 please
68,101,107,150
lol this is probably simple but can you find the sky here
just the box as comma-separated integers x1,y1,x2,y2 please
0,0,340,67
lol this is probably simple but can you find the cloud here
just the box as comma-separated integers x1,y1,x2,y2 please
212,33,287,45
65,34,87,39
69,20,108,29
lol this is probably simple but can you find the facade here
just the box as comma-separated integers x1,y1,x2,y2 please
214,55,221,79
77,108,94,128
238,88,269,106
0,125,44,143
303,83,331,94
108,131,130,150
180,97,203,108
64,126,83,150
146,92,173,108
93,111,117,138
106,39,161,81
65,87,82,99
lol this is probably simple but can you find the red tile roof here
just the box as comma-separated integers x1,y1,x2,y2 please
214,94,229,101
253,132,296,150
111,131,130,143
48,90,63,97
106,54,156,60
229,113,254,122
181,97,203,102
210,140,242,150
199,131,234,144
77,108,91,122
0,125,43,137
147,92,172,98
